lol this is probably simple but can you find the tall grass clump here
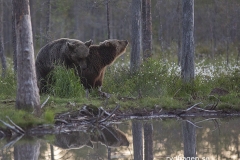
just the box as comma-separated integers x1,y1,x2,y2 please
104,54,240,104
104,58,176,98
47,66,85,98
0,71,17,98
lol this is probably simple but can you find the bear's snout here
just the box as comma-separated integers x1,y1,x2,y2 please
119,40,128,47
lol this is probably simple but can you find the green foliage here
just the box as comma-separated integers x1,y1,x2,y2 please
104,58,171,97
0,108,44,128
0,46,240,128
44,109,55,123
0,71,16,98
47,66,86,98
212,69,240,93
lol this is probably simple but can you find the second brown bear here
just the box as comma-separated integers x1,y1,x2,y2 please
79,39,128,90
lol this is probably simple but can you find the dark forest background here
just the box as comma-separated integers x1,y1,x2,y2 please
1,0,240,58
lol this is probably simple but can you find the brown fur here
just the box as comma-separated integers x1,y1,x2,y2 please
35,38,93,93
79,39,128,89
90,127,129,148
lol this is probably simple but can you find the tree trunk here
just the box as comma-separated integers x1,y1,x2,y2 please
237,2,240,64
12,1,17,73
130,0,141,73
226,0,229,66
144,122,153,160
142,0,152,60
13,0,40,115
0,0,7,78
107,148,111,160
210,0,217,59
181,0,195,83
132,120,143,160
74,0,81,39
45,0,51,43
50,144,54,160
182,121,196,157
106,0,110,39
177,0,182,66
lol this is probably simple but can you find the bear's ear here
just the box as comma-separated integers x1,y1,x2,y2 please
85,39,93,47
66,42,75,50
104,41,110,47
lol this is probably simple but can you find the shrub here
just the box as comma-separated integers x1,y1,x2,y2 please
0,71,17,98
47,66,85,98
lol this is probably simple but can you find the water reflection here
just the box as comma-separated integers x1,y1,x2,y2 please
132,120,143,160
144,122,153,160
0,118,240,159
14,139,40,160
53,131,93,149
182,121,196,158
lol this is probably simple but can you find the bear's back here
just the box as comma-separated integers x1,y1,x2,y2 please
36,38,69,65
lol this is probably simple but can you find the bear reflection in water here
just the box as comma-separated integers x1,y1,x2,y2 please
53,126,129,150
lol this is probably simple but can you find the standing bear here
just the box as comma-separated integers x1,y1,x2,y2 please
35,38,93,93
79,39,128,91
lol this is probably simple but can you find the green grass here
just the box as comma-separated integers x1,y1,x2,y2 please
0,71,17,98
46,66,86,98
0,46,240,127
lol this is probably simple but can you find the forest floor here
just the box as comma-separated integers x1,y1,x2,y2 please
1,84,240,129
1,54,240,127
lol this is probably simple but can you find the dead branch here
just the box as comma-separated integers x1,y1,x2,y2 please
185,120,203,128
195,118,219,124
41,95,50,108
99,104,120,123
183,102,203,111
6,116,25,134
0,119,24,135
2,134,24,149
194,107,221,112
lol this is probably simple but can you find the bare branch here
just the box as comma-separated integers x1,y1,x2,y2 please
99,104,120,123
41,95,50,108
6,116,25,134
185,120,203,128
183,102,203,111
0,119,24,135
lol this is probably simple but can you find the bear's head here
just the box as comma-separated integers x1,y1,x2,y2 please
96,39,128,65
99,39,128,63
67,39,93,69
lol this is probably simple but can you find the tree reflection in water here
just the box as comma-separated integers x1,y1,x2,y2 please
144,122,153,160
14,139,40,160
182,121,196,158
132,120,143,160
2,117,240,159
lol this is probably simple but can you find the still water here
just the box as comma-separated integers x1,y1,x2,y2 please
0,117,239,160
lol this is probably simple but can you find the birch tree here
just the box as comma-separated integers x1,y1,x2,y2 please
106,0,110,39
130,0,141,73
0,0,7,77
142,0,152,60
13,0,40,114
181,0,195,83
12,0,17,73
45,0,51,43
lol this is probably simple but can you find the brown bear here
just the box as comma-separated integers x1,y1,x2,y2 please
79,39,128,91
35,38,93,93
